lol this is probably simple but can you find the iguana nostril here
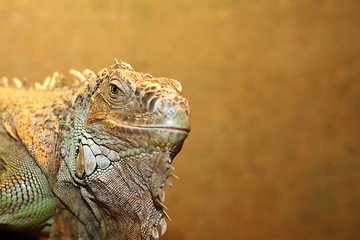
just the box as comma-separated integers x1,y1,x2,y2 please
167,107,175,115
155,100,176,116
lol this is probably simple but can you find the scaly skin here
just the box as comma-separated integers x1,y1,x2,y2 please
0,60,190,240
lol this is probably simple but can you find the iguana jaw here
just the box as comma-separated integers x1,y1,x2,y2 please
101,118,190,144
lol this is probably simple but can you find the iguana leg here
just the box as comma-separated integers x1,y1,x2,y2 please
0,123,55,230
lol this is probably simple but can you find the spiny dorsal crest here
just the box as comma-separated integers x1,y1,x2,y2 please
0,59,135,91
0,76,28,88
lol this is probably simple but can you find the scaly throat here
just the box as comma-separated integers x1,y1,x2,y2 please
79,149,173,240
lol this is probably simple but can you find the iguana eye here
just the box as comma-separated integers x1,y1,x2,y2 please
109,80,126,100
107,77,135,104
110,84,120,95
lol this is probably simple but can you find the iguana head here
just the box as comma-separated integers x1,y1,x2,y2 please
71,61,190,239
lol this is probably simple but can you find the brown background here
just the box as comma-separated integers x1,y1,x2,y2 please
1,0,360,239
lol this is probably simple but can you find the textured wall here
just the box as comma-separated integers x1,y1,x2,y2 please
0,0,359,239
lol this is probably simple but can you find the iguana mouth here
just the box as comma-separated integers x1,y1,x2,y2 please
133,125,190,133
125,112,191,134
92,119,190,146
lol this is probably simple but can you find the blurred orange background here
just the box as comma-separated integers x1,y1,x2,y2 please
0,0,359,239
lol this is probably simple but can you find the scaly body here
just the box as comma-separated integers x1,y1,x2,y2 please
0,60,190,239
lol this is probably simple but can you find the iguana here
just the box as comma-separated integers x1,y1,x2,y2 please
0,59,190,240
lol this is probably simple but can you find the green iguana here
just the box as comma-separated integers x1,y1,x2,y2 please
0,59,190,240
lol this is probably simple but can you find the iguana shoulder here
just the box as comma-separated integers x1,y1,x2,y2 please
1,90,61,171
